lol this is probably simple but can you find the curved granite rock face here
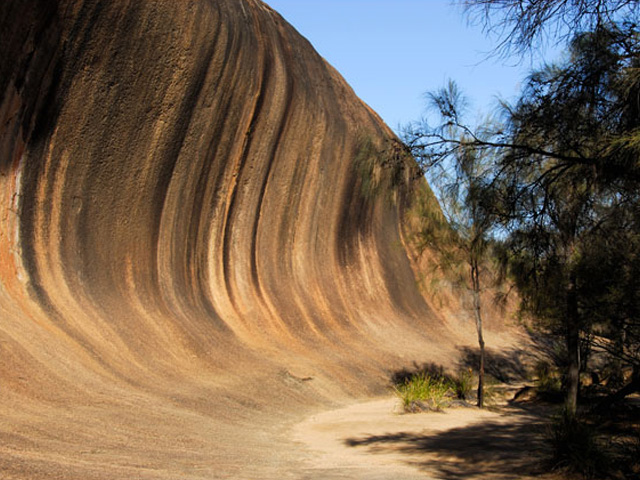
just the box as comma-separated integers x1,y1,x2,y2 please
0,1,474,478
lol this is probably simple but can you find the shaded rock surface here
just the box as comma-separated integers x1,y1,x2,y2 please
0,1,512,478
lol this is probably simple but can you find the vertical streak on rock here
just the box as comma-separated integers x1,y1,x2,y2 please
0,4,474,472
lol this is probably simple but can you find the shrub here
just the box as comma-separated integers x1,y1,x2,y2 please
548,411,610,479
534,360,563,402
628,435,640,477
394,372,452,412
452,368,474,400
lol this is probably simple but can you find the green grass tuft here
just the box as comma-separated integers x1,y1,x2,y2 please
394,372,452,412
451,368,474,400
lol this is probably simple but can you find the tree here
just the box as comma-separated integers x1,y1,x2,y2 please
461,1,640,413
405,17,640,416
462,0,639,57
578,197,640,404
406,82,498,408
496,24,639,415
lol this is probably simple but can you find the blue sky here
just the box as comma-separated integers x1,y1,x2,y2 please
265,0,545,132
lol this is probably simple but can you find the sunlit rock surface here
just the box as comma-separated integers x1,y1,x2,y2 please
0,1,488,478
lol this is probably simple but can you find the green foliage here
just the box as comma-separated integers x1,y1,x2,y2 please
502,23,640,413
355,135,383,200
393,372,452,413
404,81,499,410
406,15,640,414
407,179,452,252
354,134,418,203
463,0,639,57
405,2,640,476
548,411,610,479
534,361,564,402
451,368,474,400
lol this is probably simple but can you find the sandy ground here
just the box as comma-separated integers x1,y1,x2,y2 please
292,397,558,480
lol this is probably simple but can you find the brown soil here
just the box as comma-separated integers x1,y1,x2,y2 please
293,398,560,480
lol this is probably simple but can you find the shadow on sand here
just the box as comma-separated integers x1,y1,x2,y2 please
457,346,535,383
390,346,536,388
344,404,552,480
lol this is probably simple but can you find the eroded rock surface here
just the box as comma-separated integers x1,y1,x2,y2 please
1,1,473,478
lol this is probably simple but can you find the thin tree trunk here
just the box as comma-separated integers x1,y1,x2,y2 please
609,323,626,388
472,259,485,408
565,269,580,417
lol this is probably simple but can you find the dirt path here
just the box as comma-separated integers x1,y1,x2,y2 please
292,398,558,480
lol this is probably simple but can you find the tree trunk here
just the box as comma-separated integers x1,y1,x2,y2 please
472,260,485,408
609,322,626,388
565,269,580,417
